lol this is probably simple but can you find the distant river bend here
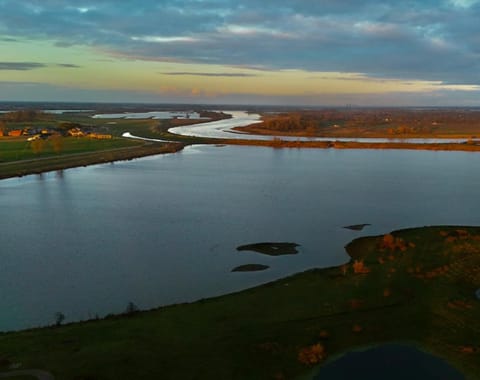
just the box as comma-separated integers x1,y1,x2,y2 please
167,111,480,144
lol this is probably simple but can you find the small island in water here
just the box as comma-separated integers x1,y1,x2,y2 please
0,226,478,379
237,242,300,256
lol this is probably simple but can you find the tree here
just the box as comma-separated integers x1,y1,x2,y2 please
54,312,65,326
31,139,45,154
50,135,64,153
125,301,139,315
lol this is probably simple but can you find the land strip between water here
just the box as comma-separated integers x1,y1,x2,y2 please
4,135,480,180
0,142,183,180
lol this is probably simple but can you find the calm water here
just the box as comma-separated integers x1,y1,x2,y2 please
314,344,464,379
1,146,480,331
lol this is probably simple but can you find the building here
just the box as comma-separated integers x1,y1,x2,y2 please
88,133,112,139
8,130,22,137
68,128,85,137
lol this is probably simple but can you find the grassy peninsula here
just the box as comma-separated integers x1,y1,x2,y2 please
0,226,478,380
0,141,184,180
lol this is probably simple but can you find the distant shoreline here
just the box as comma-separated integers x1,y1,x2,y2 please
4,106,480,181
222,137,480,152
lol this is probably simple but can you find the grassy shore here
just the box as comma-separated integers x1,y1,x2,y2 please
0,226,478,380
3,135,480,181
0,137,142,163
0,140,184,180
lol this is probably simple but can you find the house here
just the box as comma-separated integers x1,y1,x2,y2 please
87,133,112,139
8,130,22,137
68,128,85,137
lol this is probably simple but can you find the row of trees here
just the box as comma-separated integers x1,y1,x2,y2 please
257,109,480,134
261,114,320,133
1,110,51,122
30,135,64,154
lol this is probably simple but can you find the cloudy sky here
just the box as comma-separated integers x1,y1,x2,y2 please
1,0,480,105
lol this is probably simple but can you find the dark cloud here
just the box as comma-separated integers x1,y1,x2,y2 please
0,62,46,70
56,63,82,68
0,62,82,70
1,1,480,84
2,81,479,106
162,72,258,77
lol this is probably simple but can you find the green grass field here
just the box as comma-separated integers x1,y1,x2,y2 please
0,137,141,163
0,113,206,179
0,226,478,380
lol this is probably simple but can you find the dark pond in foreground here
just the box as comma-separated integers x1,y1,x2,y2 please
2,146,480,331
314,344,464,379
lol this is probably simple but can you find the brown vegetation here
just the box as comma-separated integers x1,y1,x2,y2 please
236,108,480,139
298,343,326,365
353,260,371,274
222,137,480,152
379,234,408,252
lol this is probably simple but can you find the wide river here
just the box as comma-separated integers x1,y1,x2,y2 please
2,145,480,331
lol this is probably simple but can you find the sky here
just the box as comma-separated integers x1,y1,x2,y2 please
1,0,480,105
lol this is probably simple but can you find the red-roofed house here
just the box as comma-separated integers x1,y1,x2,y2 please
8,130,23,137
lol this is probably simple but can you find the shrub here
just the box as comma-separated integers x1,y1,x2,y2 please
298,343,326,365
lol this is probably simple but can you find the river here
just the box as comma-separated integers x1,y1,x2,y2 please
1,144,480,331
167,110,479,143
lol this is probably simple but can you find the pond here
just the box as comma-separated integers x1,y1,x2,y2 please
313,344,464,379
1,146,480,331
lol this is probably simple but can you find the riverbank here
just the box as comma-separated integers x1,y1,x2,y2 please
0,142,184,180
4,137,480,181
223,137,480,152
235,124,480,140
0,226,478,380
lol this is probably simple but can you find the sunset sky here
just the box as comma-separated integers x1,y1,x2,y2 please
1,0,480,105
